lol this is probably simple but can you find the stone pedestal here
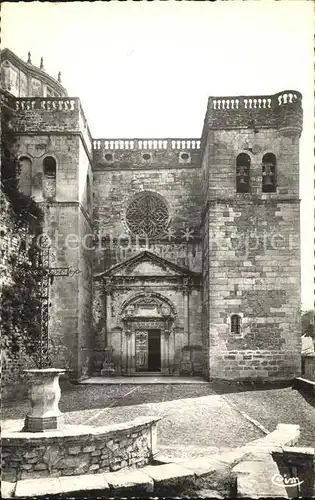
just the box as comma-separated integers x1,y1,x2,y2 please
180,361,193,375
100,347,116,376
180,347,193,375
23,368,65,432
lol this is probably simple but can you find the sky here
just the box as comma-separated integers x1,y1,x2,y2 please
2,1,314,309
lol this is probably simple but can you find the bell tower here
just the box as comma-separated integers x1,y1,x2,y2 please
13,91,94,379
201,91,303,381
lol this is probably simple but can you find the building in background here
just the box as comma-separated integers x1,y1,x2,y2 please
0,48,304,382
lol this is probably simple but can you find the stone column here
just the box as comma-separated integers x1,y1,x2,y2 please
182,278,193,374
183,290,190,345
126,329,134,375
168,327,175,374
104,279,113,347
106,292,112,346
130,329,136,374
173,326,184,375
164,329,171,374
161,328,167,374
100,283,116,376
183,278,192,345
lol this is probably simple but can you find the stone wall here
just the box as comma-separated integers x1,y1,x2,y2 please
12,97,92,157
77,208,94,378
41,204,80,373
202,95,302,381
92,162,202,273
302,353,315,382
92,148,203,375
200,142,210,378
3,422,310,499
6,88,303,381
207,199,301,381
202,91,303,134
13,109,94,379
94,238,202,277
2,416,160,482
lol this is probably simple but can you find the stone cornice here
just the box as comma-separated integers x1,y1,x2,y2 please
93,164,201,172
100,275,202,285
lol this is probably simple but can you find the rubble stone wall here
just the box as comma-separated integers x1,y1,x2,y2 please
2,417,159,482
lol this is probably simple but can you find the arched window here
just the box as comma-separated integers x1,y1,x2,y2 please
236,153,250,193
18,156,32,196
231,314,241,336
43,156,56,200
86,174,91,211
262,153,277,193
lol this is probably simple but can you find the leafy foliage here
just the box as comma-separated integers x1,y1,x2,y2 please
1,101,45,365
301,310,315,337
1,105,43,228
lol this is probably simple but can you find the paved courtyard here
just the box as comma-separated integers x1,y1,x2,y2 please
3,383,315,459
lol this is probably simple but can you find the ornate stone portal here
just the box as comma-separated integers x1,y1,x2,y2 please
120,293,176,375
95,250,202,376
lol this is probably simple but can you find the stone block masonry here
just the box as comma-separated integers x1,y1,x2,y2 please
13,109,94,380
2,423,307,499
4,82,303,382
201,91,302,382
13,97,93,157
2,416,160,482
207,198,301,381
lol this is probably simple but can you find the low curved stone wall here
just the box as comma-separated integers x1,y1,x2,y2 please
2,416,160,482
3,423,313,499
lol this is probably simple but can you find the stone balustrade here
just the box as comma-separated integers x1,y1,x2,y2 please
12,97,93,155
9,90,302,158
15,97,78,111
93,138,201,151
209,90,302,111
203,89,303,136
8,89,303,160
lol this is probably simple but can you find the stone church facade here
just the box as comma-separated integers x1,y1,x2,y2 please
1,48,303,381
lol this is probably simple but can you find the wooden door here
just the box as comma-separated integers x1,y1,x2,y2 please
148,330,161,371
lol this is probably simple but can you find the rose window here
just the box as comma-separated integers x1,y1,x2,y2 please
125,193,169,238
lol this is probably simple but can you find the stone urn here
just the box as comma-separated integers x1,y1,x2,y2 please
23,368,65,432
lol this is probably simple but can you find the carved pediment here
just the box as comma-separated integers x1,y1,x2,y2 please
121,291,175,320
95,251,199,280
117,260,178,277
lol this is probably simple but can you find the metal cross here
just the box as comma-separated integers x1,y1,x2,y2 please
38,235,80,368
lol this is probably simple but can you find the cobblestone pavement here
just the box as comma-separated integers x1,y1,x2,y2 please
2,383,217,418
2,384,263,457
3,384,314,456
225,387,315,447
